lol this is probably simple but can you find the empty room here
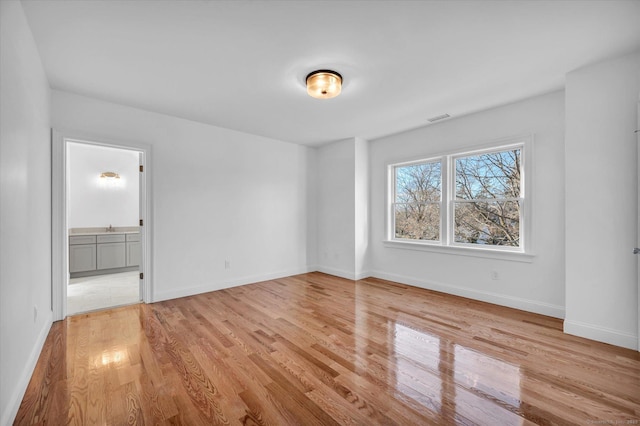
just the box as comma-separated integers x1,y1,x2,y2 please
2,0,640,424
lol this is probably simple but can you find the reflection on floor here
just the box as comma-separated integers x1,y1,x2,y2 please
18,272,640,424
67,271,139,315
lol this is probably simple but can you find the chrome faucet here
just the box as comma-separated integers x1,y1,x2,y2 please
106,224,114,232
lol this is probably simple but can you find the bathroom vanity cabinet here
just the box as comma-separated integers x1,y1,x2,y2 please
69,231,140,277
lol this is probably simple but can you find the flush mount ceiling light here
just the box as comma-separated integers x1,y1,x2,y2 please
100,172,120,179
306,70,342,99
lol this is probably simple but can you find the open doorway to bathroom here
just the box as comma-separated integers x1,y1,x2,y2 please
66,142,141,315
52,130,151,321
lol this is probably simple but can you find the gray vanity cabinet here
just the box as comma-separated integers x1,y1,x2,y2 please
69,232,140,276
126,233,141,267
96,234,126,269
69,235,97,273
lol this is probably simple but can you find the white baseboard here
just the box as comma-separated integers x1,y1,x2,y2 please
153,266,314,302
564,319,638,350
315,266,356,280
311,266,372,281
370,270,565,319
3,310,53,426
156,266,565,321
355,270,372,280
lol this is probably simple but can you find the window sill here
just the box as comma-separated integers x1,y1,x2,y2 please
382,240,535,263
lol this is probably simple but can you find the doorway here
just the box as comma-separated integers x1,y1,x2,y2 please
52,131,151,320
66,142,140,314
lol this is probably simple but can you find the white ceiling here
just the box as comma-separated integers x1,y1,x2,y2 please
21,0,640,146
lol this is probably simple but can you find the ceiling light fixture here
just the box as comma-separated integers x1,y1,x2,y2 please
306,70,342,99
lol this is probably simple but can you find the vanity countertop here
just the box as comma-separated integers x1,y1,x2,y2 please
69,227,140,236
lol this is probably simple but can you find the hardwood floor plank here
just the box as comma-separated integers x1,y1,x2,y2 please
15,272,640,425
264,381,339,426
13,326,58,424
237,387,288,426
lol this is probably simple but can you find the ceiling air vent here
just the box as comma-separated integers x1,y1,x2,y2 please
427,113,450,123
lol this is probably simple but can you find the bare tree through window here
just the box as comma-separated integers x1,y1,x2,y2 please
394,161,441,240
454,149,521,247
392,146,522,248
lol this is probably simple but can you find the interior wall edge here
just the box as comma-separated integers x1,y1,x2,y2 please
355,271,372,281
370,269,566,319
564,319,638,350
2,311,53,426
315,266,357,281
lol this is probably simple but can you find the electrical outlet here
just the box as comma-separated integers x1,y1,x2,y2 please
225,260,231,270
33,305,38,322
490,270,499,280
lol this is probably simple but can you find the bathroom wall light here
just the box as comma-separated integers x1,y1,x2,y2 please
100,172,120,179
306,70,342,99
98,171,123,189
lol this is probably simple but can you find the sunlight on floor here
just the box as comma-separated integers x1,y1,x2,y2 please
68,271,139,315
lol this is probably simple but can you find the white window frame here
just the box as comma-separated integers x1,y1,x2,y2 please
391,156,444,242
385,135,534,262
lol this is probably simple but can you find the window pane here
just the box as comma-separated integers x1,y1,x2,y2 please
454,201,520,246
395,162,441,203
394,203,440,241
455,149,520,200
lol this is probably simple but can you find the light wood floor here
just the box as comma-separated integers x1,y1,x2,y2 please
15,272,640,425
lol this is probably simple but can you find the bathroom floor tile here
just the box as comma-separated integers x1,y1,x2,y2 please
68,271,139,315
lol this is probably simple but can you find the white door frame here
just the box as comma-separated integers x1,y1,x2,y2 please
52,129,152,321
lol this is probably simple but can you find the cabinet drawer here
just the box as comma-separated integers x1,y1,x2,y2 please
69,235,96,245
126,233,140,242
97,234,125,243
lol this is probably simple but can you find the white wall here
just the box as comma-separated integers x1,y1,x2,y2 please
315,137,371,280
369,91,566,318
52,90,316,302
354,137,370,279
565,51,640,349
316,138,357,278
0,1,53,424
68,143,139,229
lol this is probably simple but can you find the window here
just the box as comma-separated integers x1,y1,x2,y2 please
393,160,442,241
389,139,528,254
453,148,521,247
